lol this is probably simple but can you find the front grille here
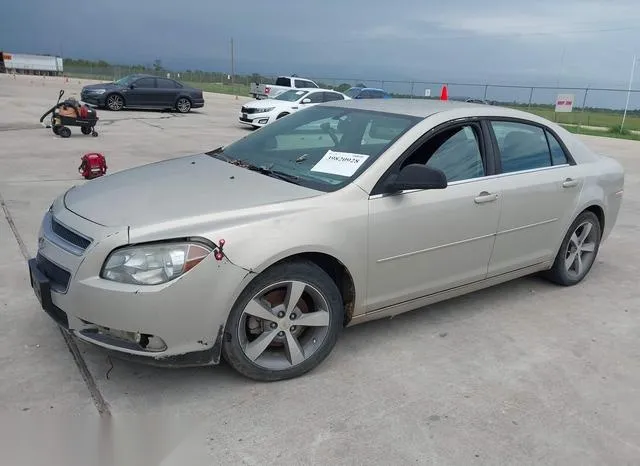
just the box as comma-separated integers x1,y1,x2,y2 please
51,218,91,250
36,254,71,292
241,106,258,114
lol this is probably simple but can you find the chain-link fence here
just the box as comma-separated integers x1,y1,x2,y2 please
63,65,640,132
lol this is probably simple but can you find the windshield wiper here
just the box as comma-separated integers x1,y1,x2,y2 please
210,152,301,185
244,164,301,184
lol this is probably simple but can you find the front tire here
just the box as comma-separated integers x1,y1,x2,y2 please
276,112,289,120
544,211,601,286
222,261,344,381
105,93,124,111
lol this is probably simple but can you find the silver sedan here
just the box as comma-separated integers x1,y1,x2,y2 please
28,99,624,381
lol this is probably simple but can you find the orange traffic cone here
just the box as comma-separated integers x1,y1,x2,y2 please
440,85,448,101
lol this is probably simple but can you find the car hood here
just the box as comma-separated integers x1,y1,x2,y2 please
244,98,292,109
63,154,320,230
82,82,120,91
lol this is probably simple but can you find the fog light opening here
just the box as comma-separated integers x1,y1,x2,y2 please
258,119,268,124
138,333,167,352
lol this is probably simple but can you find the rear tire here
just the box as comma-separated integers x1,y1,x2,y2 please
58,127,71,138
222,260,344,381
544,211,601,286
176,97,191,113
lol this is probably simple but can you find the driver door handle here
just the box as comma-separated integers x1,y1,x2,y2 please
562,178,579,188
474,191,498,204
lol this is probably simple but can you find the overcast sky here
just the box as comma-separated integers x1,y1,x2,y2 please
2,0,639,88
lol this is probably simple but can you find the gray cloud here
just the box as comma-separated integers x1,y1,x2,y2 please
1,0,639,89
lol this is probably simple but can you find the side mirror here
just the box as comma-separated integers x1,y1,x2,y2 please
129,84,136,89
385,164,447,192
301,98,311,104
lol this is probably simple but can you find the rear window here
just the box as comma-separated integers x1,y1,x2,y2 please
275,77,292,87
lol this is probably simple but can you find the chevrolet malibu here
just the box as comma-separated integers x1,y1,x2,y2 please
28,100,624,381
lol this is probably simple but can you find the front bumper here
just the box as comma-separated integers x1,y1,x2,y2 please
29,201,250,367
80,92,106,107
239,111,274,127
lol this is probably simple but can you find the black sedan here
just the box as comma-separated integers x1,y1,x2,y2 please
80,74,205,113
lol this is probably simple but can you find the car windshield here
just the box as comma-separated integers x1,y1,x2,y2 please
114,75,138,86
345,88,362,98
275,90,309,102
209,106,420,192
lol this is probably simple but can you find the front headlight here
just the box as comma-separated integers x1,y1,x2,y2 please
256,107,275,113
88,89,106,95
101,242,211,285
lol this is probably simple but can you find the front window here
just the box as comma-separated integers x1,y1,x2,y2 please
210,106,420,192
114,75,137,86
275,90,309,102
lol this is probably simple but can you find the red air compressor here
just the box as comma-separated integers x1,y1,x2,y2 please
79,153,107,180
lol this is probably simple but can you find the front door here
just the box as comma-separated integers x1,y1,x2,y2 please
124,77,157,107
486,120,584,276
367,122,502,311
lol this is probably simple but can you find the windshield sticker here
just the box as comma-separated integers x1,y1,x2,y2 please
310,150,369,177
296,91,305,95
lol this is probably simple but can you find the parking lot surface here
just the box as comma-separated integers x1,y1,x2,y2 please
1,74,639,465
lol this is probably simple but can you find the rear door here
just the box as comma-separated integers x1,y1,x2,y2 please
156,78,181,107
125,77,157,107
486,119,583,276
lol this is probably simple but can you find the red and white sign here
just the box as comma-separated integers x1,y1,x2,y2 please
555,94,574,113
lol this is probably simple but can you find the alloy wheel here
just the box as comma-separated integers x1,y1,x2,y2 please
107,94,123,111
237,280,331,370
564,220,598,280
177,98,191,113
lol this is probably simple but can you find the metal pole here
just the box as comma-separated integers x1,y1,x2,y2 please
483,84,488,100
231,37,237,99
527,87,534,109
621,55,637,131
410,81,414,99
578,87,589,133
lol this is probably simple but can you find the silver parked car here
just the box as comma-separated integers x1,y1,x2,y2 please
29,99,624,381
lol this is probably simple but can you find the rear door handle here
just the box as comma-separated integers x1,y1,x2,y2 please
562,178,579,188
474,191,499,204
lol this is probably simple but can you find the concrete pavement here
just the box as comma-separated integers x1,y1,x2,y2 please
1,74,639,465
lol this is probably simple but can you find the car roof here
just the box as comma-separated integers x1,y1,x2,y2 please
323,98,550,121
349,87,387,92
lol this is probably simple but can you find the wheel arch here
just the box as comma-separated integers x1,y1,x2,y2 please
244,251,357,326
175,94,192,104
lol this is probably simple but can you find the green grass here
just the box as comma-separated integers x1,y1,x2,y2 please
561,124,640,141
184,81,250,97
507,105,640,131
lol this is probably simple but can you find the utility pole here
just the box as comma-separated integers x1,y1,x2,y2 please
230,37,237,100
621,54,637,132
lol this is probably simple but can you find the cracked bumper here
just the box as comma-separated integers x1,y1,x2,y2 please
30,200,251,367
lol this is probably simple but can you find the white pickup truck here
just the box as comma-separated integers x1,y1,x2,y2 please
249,76,319,99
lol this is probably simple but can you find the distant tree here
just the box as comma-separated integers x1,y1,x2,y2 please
335,83,351,92
153,59,163,72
